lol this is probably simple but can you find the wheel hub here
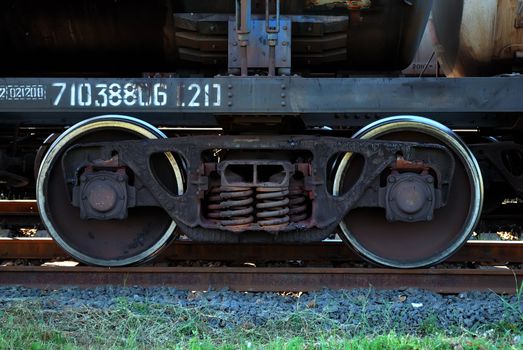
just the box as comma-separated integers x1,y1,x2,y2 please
74,169,131,220
385,172,435,222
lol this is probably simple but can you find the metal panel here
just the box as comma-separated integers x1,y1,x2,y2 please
1,77,523,115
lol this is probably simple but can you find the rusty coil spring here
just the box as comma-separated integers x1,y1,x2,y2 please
206,186,254,226
289,187,308,222
255,187,290,228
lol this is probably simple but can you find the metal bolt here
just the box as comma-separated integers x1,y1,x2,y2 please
282,41,288,46
281,101,286,107
233,57,237,62
228,101,233,107
228,92,233,98
427,215,433,221
281,84,286,90
388,176,396,183
233,42,238,46
283,26,288,31
426,176,434,184
282,57,287,62
281,93,286,98
228,84,233,89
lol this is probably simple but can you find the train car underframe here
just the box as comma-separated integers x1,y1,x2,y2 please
1,1,523,269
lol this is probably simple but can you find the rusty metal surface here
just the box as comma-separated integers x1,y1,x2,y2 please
0,265,521,293
432,0,523,76
0,238,66,260
0,200,38,215
2,238,523,264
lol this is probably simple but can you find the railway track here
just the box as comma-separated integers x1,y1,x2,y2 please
2,200,523,293
1,238,522,294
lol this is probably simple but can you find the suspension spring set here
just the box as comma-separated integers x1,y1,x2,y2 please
205,185,310,229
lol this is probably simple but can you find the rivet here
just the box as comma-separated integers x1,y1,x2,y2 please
228,92,233,98
228,84,233,89
281,93,286,98
388,176,396,183
228,101,233,106
281,101,286,107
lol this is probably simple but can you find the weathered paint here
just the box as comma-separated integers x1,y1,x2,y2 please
432,0,523,76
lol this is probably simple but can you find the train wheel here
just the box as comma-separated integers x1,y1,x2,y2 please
333,116,483,268
36,115,184,266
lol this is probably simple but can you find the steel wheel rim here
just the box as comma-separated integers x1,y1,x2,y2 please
333,116,483,268
37,115,183,266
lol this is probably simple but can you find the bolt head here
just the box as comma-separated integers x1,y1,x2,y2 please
388,176,396,183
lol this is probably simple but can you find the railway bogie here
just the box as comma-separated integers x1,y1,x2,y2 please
1,1,523,269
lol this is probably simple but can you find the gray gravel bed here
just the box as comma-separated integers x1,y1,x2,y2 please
0,286,521,335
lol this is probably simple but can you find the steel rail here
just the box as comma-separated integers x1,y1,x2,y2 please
0,265,521,294
1,238,522,264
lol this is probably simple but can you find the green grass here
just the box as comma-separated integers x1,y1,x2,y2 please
0,295,522,350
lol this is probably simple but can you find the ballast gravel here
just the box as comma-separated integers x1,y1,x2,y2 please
0,286,521,334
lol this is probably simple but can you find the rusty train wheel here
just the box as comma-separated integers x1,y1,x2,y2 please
333,116,483,268
36,115,184,266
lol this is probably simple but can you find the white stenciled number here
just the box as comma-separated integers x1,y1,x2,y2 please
153,83,167,106
138,85,151,106
95,84,108,107
78,83,92,107
52,83,66,106
123,83,137,106
213,84,221,107
108,83,122,106
188,84,201,107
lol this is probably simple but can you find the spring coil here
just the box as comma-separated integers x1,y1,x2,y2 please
206,186,254,226
255,187,290,228
289,187,308,222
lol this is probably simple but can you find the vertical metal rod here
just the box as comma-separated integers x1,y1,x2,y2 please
266,0,280,76
236,0,251,76
240,46,248,76
269,46,276,76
